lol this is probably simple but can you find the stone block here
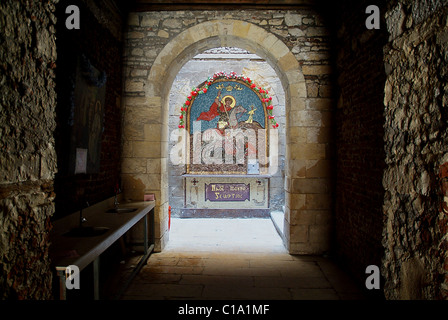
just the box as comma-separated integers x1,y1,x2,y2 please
314,210,332,225
285,191,306,210
285,69,306,85
124,96,150,107
284,176,291,192
131,47,144,56
309,224,332,244
305,160,332,178
302,65,332,76
306,82,319,98
127,31,145,39
125,80,144,93
148,64,167,82
189,21,215,43
306,126,332,143
304,27,331,37
270,27,289,38
247,23,269,45
132,141,161,158
306,98,333,111
163,19,182,29
290,178,330,194
288,82,308,99
144,81,162,97
130,68,148,77
145,48,158,59
121,140,132,157
262,33,281,52
278,53,300,73
269,18,284,26
232,20,251,38
161,140,169,157
285,13,302,26
318,84,333,98
121,173,146,200
158,41,183,67
290,110,323,127
287,126,307,144
302,17,315,25
289,224,309,243
270,176,284,189
286,159,306,178
141,16,159,27
147,158,162,174
288,143,326,160
305,194,332,210
125,105,161,126
268,39,290,61
144,124,162,142
122,157,147,174
146,96,162,108
287,242,311,255
289,209,316,226
295,51,329,62
289,28,305,37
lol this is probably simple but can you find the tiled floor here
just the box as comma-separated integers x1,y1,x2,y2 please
120,218,366,300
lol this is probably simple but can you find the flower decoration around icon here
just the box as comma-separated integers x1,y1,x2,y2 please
178,72,278,129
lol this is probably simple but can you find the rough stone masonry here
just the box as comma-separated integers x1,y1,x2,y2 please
0,0,58,299
382,0,448,299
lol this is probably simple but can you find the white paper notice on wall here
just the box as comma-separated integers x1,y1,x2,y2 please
75,148,87,174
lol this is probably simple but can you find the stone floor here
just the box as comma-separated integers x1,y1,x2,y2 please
120,218,366,300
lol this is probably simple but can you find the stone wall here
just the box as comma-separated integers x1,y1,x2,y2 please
333,0,388,296
382,0,448,299
123,9,335,253
0,0,58,299
0,0,125,300
167,49,286,216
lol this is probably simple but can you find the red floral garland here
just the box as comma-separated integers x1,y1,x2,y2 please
178,71,279,129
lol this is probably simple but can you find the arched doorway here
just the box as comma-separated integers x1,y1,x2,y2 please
122,19,331,255
168,47,286,218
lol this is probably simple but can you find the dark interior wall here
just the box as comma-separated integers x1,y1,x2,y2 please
332,0,388,296
53,0,125,219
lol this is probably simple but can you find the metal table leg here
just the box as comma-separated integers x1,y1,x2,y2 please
57,269,67,300
144,213,148,255
93,257,100,300
113,210,154,299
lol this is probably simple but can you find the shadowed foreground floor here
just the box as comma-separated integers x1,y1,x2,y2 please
120,218,365,300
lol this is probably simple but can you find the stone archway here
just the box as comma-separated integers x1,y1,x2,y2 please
122,19,331,254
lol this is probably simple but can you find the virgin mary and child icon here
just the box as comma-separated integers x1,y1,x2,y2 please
196,90,256,131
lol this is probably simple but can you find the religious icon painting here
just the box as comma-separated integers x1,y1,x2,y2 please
179,72,277,175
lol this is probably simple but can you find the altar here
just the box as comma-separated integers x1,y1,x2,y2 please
181,174,270,218
176,72,278,218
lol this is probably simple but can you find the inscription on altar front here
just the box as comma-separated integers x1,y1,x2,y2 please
184,175,268,210
205,183,250,202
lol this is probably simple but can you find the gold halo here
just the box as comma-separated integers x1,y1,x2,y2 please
221,95,236,109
